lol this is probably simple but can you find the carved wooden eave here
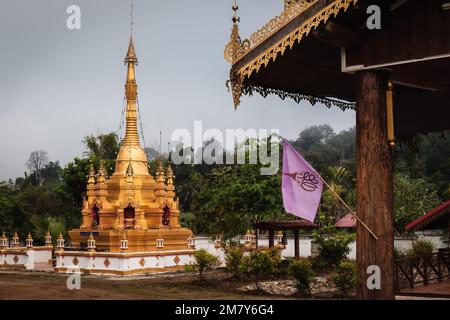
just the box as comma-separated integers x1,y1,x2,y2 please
225,0,358,109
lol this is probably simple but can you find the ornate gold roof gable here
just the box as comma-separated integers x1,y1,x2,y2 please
225,0,358,108
226,0,318,65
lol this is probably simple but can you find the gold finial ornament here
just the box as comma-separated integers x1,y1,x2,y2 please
87,233,96,252
120,232,129,251
26,233,34,248
45,230,52,247
12,231,19,247
1,232,8,249
187,233,196,248
166,163,174,186
87,162,96,185
97,160,107,183
156,160,166,183
57,233,65,251
224,0,242,64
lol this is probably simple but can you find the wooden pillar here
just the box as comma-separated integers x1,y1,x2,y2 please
294,229,300,259
254,228,259,249
268,229,274,248
356,70,394,300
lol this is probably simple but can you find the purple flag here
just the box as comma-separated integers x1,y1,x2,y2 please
282,140,323,223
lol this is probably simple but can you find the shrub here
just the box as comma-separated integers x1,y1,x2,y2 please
275,258,294,277
224,245,245,278
193,249,219,279
394,247,407,260
331,260,356,298
314,233,354,266
289,259,315,295
239,255,252,276
310,255,326,270
410,239,435,258
247,251,274,289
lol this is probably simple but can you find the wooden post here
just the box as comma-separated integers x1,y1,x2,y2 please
294,229,300,259
356,70,394,300
254,228,259,249
268,229,274,248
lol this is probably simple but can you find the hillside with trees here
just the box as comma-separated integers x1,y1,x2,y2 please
0,126,448,241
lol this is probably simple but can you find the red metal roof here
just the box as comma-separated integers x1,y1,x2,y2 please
335,213,356,228
405,200,450,232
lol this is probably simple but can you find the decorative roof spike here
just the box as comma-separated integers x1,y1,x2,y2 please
224,0,242,64
232,0,240,24
156,160,166,183
87,162,96,184
97,160,107,183
45,230,52,247
166,162,174,185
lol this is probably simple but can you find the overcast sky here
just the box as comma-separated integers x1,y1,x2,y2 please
0,0,355,180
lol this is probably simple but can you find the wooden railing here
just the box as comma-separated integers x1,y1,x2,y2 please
394,249,450,291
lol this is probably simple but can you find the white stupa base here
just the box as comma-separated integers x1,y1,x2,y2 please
54,249,196,276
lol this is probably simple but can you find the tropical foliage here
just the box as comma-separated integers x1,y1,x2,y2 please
0,126,448,241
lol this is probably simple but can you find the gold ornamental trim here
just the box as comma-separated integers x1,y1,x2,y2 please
234,0,318,64
227,0,358,108
237,0,358,80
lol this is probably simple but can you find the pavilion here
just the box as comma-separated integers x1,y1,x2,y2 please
225,0,450,299
254,220,316,258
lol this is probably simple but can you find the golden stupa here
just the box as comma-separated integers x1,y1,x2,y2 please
69,37,193,253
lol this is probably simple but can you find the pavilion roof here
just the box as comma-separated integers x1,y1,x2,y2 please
335,213,356,228
224,0,450,136
254,219,316,230
225,0,358,108
405,200,450,232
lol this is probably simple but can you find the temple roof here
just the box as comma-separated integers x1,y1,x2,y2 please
225,0,450,136
405,200,450,232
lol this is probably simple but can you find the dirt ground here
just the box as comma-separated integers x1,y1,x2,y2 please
0,269,290,300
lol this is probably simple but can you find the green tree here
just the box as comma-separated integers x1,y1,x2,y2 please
393,173,441,232
83,133,120,160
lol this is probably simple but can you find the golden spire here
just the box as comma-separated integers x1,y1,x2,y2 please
122,36,140,147
113,4,150,177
